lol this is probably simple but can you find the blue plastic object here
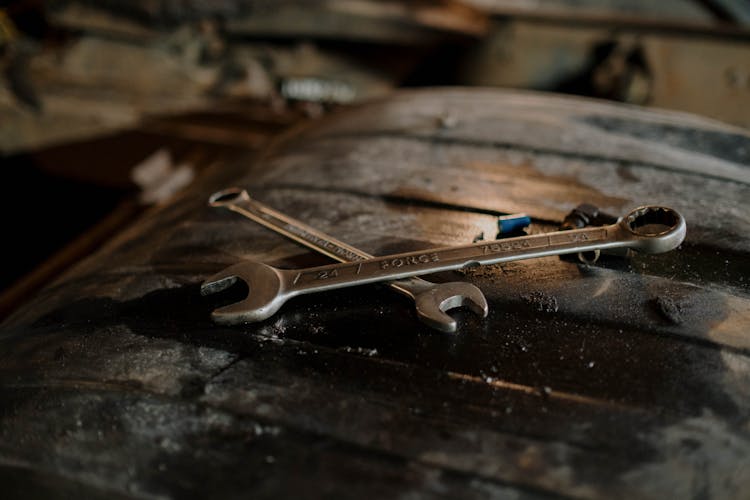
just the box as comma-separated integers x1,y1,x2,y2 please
497,214,531,234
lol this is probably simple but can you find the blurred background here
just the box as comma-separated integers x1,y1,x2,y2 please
1,0,749,318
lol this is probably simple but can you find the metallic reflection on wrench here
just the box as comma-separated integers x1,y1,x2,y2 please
202,205,685,325
207,188,488,332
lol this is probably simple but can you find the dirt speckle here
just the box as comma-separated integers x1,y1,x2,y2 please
651,295,686,325
521,291,559,313
341,346,379,357
456,263,503,281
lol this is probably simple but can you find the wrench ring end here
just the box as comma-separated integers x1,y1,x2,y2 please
209,187,249,208
621,206,686,254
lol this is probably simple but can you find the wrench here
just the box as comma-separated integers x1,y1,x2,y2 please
202,205,686,325
206,187,488,332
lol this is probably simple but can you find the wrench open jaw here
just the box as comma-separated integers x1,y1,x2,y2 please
201,261,489,328
408,281,488,332
201,261,290,324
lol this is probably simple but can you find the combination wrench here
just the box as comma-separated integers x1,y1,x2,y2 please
202,205,686,325
206,188,488,332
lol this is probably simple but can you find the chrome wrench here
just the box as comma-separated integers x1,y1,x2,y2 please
206,188,488,332
202,205,686,325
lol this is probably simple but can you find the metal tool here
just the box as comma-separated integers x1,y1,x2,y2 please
202,205,686,325
206,187,488,332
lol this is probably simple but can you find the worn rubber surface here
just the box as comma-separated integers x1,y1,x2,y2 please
1,89,749,499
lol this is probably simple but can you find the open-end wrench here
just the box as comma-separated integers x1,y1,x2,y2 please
202,205,686,325
206,187,488,332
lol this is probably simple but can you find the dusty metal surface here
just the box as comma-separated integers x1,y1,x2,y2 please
1,88,749,498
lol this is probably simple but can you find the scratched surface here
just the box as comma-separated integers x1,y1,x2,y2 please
1,89,749,499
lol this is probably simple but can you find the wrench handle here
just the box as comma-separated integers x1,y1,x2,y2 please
286,226,618,291
211,188,372,262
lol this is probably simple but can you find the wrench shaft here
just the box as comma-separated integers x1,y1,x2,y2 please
286,226,618,293
226,199,371,263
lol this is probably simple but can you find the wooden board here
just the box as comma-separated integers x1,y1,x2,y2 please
1,88,749,498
